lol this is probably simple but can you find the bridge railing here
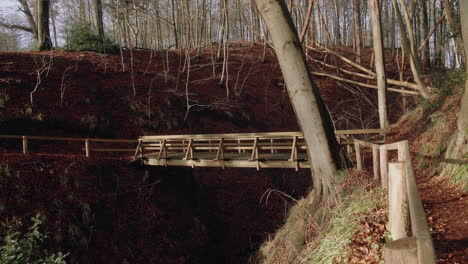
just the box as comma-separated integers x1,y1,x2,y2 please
0,135,137,157
354,139,435,264
136,132,309,170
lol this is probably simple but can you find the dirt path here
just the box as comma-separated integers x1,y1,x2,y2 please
414,164,468,264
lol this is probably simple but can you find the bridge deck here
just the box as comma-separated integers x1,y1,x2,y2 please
142,152,310,169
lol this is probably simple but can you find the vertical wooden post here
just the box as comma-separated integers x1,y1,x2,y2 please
397,140,408,161
380,144,388,188
388,161,410,240
85,139,90,158
22,136,28,155
372,145,380,181
355,140,362,170
270,138,274,154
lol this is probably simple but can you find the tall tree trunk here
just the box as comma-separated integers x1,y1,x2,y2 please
369,0,388,129
254,0,341,200
37,0,53,50
456,0,468,141
422,0,431,68
94,0,104,40
353,0,362,63
299,0,314,43
443,0,465,67
394,0,430,98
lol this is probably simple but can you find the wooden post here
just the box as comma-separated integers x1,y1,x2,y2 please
388,161,410,240
372,145,380,181
289,136,298,161
380,144,388,188
85,139,90,158
384,237,418,264
355,140,362,170
270,138,274,154
183,138,194,160
22,136,28,155
397,140,408,161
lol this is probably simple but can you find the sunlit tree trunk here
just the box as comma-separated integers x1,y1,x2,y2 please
369,0,388,129
254,0,341,200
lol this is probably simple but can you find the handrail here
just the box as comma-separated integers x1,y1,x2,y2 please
354,139,435,264
0,135,138,158
139,128,387,141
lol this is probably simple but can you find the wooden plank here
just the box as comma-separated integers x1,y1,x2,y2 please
354,139,379,148
183,138,194,160
82,148,137,152
400,140,436,264
134,140,143,159
388,162,410,240
144,158,311,169
372,145,380,181
140,132,304,140
250,137,259,161
380,145,388,189
85,139,90,158
214,138,224,161
384,237,418,264
355,141,362,170
335,128,389,135
22,136,28,155
0,135,23,139
157,140,167,160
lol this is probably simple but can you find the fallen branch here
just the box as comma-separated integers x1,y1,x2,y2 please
308,56,421,91
311,72,419,95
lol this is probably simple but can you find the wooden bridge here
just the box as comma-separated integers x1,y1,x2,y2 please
133,129,386,170
0,129,386,170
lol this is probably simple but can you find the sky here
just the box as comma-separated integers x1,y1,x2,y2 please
0,0,19,15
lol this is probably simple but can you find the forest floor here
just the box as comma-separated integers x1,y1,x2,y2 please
0,44,466,263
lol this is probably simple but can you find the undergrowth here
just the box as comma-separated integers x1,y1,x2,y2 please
0,214,68,264
255,171,387,264
299,173,386,264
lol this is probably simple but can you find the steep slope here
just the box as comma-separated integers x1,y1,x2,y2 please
0,44,414,263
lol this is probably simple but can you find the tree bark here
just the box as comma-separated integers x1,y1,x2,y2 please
94,0,105,40
369,0,388,129
354,0,362,64
37,0,53,50
254,0,341,199
443,0,465,67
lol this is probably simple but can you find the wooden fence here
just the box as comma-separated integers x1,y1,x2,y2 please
0,135,138,157
354,139,436,264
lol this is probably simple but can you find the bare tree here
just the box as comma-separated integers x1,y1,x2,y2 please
369,0,388,129
254,0,342,201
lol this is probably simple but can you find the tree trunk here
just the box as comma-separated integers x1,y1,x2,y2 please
458,1,468,138
254,0,341,199
442,0,468,180
94,0,104,40
394,0,429,98
353,0,362,63
443,0,465,67
369,0,388,129
421,0,431,68
37,0,53,50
